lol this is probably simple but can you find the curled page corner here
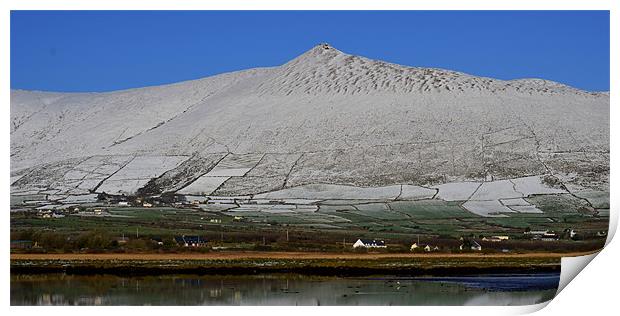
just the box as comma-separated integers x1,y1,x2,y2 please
605,201,617,246
503,252,601,315
509,300,552,314
556,252,599,295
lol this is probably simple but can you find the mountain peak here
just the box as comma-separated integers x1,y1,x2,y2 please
263,43,599,97
286,43,346,65
309,42,337,53
315,42,335,51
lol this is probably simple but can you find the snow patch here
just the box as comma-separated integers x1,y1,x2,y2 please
255,184,404,200
461,200,514,217
470,180,522,200
433,182,481,201
398,185,437,200
178,176,230,195
512,176,566,196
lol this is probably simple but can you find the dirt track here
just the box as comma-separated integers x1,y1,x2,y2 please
11,251,598,261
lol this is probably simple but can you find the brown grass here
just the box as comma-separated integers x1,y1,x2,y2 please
10,250,599,261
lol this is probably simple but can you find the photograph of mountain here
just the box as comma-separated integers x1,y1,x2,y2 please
9,10,610,306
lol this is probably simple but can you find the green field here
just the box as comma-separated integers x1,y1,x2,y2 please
10,194,609,253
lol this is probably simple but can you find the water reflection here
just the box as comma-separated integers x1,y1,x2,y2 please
11,273,558,306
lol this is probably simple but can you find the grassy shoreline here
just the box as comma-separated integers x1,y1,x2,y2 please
10,251,584,277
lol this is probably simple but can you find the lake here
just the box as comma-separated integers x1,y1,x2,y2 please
11,272,559,306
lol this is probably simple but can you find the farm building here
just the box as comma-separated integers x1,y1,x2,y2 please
353,239,386,248
524,230,550,236
482,235,509,242
526,230,560,241
459,239,482,251
175,235,207,247
539,232,560,241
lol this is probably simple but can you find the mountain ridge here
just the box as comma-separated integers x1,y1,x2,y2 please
10,44,609,202
11,44,607,95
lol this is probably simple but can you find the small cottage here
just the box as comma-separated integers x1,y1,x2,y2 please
353,239,387,248
459,239,482,251
482,235,509,242
410,242,438,252
175,235,207,247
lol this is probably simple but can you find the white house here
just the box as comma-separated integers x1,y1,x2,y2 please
568,229,577,239
470,240,482,251
410,243,438,252
353,239,386,248
459,239,482,251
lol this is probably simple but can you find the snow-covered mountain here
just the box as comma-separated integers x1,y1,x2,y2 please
10,44,609,206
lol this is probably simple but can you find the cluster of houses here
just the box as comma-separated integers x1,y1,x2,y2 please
352,239,386,248
35,209,65,219
112,235,210,248
350,229,590,252
410,242,440,252
522,228,607,241
97,191,355,210
34,207,136,219
524,230,563,241
174,235,208,247
352,237,485,252
97,193,158,208
98,192,226,208
126,235,488,251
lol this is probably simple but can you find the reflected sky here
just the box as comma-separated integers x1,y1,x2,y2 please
11,273,558,306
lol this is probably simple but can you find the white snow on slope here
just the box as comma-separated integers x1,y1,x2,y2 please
433,182,481,201
399,185,438,200
177,176,230,195
512,176,566,196
462,200,514,217
97,155,187,194
461,176,566,216
500,198,531,206
254,184,434,200
10,44,609,202
205,153,264,177
470,180,523,200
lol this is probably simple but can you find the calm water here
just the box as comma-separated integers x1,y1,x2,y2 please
11,273,559,306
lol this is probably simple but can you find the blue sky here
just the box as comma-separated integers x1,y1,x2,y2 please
11,11,609,92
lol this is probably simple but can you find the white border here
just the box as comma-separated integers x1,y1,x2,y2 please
2,1,616,315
